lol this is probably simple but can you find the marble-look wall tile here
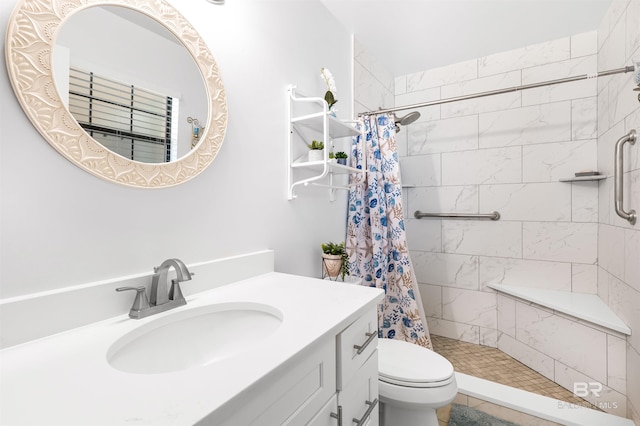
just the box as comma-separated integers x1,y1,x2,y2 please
606,72,639,129
497,295,516,338
442,92,521,120
395,75,407,96
626,0,640,61
627,345,640,421
442,288,497,329
409,186,478,215
597,0,629,51
608,275,640,351
626,111,640,171
479,257,572,291
598,177,612,224
523,222,597,264
440,71,521,118
406,59,478,92
598,8,627,77
354,60,394,112
479,327,498,347
521,57,597,106
396,126,408,157
522,139,597,183
411,251,478,290
354,38,394,93
572,264,598,294
405,218,441,252
407,115,478,155
427,317,479,344
478,38,570,77
479,183,571,221
418,283,442,319
554,361,627,416
625,229,640,292
516,303,607,383
608,334,627,394
399,154,441,186
571,182,599,222
497,332,555,381
598,224,626,281
479,102,572,148
442,147,521,185
571,97,598,140
396,87,441,118
443,220,522,257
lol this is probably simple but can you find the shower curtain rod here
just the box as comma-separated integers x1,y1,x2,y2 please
361,65,635,116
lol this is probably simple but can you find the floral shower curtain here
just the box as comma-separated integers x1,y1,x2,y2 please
346,114,432,349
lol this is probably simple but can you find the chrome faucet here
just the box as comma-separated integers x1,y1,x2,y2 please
117,258,194,319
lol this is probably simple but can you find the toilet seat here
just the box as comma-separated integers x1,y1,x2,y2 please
378,338,454,388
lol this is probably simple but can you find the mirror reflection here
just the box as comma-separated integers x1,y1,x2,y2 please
54,6,208,163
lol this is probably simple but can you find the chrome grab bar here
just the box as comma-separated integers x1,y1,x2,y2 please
414,211,501,221
614,130,637,225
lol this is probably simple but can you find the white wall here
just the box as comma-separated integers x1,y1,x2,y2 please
596,0,640,422
0,0,352,300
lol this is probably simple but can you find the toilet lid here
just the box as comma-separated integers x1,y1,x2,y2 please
378,338,454,385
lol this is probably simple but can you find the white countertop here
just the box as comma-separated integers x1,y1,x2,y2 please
0,272,383,425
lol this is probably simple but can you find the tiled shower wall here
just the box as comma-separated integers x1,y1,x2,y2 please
597,0,640,423
397,32,600,345
352,0,639,419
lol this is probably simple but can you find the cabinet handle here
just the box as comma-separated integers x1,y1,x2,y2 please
352,399,378,425
353,332,376,355
330,405,343,426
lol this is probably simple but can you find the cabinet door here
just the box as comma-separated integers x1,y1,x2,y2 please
337,309,378,390
307,394,338,426
339,350,379,426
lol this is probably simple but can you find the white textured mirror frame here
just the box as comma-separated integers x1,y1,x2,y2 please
5,0,227,188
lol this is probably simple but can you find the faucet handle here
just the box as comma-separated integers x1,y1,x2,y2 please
169,279,185,302
116,286,150,316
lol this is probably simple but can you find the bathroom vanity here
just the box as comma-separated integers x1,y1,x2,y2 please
0,271,383,425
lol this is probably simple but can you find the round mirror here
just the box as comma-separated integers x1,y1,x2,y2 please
5,0,227,188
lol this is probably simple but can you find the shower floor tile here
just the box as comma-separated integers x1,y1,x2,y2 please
431,334,599,409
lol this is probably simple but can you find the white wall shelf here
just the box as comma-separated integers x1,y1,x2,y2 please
287,85,364,201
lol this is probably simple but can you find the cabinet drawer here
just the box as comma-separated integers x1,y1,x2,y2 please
307,393,338,426
336,309,377,390
339,350,379,426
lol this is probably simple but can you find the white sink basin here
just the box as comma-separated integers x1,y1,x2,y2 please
107,302,283,374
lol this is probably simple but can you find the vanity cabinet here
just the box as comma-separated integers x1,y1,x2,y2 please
334,308,379,426
207,306,379,426
287,85,364,201
208,335,337,425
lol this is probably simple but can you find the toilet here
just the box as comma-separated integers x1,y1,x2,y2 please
377,338,457,426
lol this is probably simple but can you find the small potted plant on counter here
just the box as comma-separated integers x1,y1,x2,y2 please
335,151,348,165
321,241,349,280
307,140,324,162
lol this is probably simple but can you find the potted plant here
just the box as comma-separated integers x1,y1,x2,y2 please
308,140,324,162
321,241,349,280
335,151,348,165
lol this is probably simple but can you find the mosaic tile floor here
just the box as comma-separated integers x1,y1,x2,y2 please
431,334,597,426
431,334,599,409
